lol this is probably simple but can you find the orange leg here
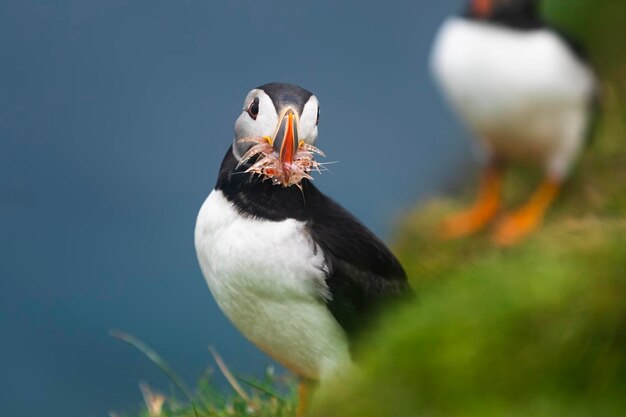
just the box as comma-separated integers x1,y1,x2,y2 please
492,179,561,247
440,164,504,240
296,379,315,417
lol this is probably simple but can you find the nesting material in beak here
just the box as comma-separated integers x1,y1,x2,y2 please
274,110,298,166
237,110,325,188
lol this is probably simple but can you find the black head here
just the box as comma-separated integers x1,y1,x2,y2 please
465,0,542,28
230,82,323,187
258,82,314,116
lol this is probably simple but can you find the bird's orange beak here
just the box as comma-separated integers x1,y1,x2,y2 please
472,0,492,18
272,109,299,166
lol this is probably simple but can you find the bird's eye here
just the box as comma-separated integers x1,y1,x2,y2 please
247,97,260,120
316,107,320,125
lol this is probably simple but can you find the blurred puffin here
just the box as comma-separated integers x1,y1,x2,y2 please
431,0,598,245
194,83,410,415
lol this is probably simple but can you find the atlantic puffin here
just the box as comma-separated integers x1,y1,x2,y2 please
194,83,410,415
430,0,598,245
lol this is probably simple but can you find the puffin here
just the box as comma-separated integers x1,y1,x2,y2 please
194,83,410,416
430,0,598,245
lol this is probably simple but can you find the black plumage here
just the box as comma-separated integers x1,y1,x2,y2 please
462,0,600,142
216,148,412,342
463,0,591,65
258,82,313,115
463,0,543,29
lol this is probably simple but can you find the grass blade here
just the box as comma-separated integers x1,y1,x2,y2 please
235,374,289,403
208,346,257,411
109,330,196,405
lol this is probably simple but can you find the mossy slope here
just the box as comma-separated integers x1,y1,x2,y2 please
314,217,626,417
312,2,626,416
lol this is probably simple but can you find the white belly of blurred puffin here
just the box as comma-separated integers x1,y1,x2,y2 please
194,190,351,381
431,17,596,178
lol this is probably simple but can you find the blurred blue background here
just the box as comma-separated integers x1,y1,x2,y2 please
0,0,468,416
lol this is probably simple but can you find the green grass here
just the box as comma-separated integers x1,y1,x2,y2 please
119,2,626,416
310,3,626,416
313,217,626,417
112,330,298,417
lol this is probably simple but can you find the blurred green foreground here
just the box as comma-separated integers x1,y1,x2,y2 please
312,1,626,416
125,1,626,416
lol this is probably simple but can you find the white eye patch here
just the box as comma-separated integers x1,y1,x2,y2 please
299,96,320,145
233,90,279,160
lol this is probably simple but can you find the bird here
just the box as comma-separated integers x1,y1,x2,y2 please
430,0,599,246
194,82,411,416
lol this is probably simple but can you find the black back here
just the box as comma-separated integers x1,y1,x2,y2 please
216,148,412,343
461,0,600,141
463,0,592,62
463,0,543,29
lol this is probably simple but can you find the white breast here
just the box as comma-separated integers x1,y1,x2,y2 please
194,190,351,381
431,17,596,178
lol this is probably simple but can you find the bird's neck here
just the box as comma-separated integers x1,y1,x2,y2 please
215,147,317,222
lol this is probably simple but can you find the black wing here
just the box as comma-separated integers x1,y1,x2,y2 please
216,152,412,341
306,188,413,342
543,25,601,147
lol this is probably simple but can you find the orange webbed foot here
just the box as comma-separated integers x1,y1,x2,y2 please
492,179,561,247
439,204,499,239
296,379,316,417
492,208,544,247
439,164,504,240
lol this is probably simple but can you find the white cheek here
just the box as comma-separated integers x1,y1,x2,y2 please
234,94,279,141
299,98,319,144
305,126,319,145
256,111,279,138
234,113,254,139
298,124,318,145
